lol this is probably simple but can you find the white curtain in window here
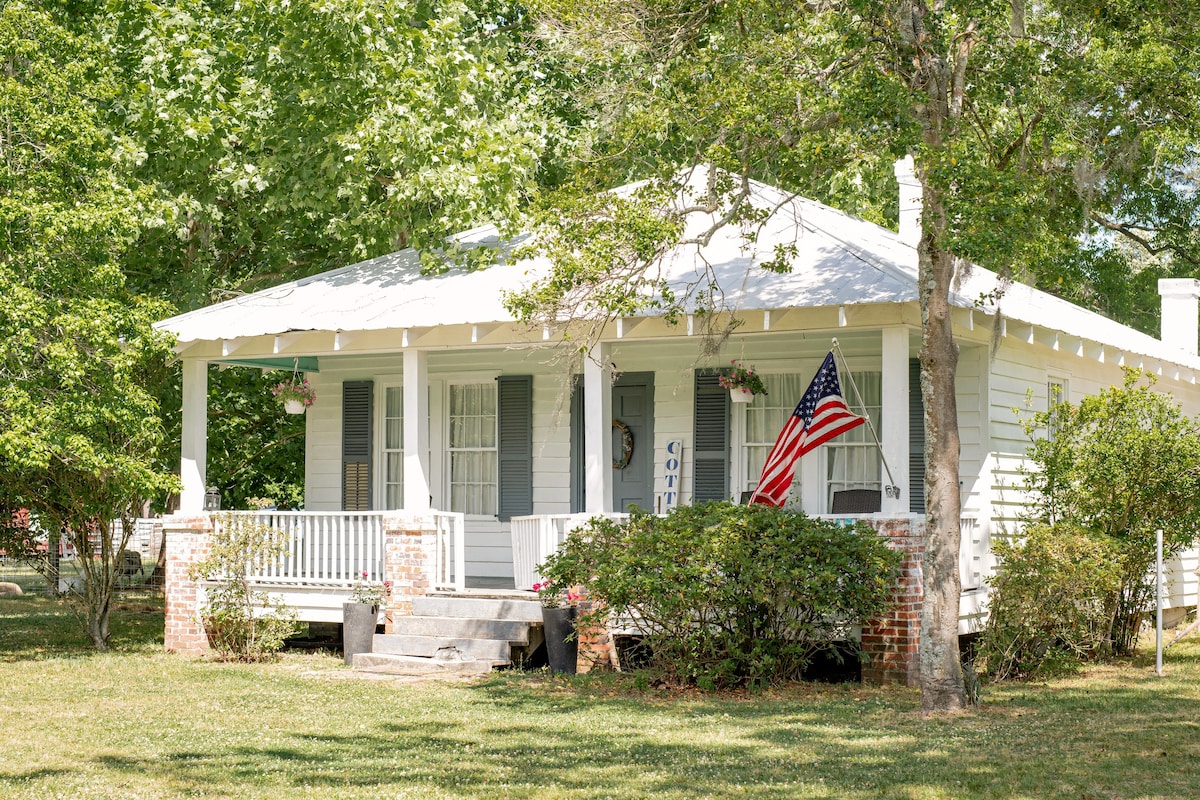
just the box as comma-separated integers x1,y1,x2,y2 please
826,371,883,507
448,383,497,515
742,373,810,501
383,386,403,508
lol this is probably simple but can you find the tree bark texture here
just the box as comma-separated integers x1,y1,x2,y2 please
917,196,966,713
903,0,969,712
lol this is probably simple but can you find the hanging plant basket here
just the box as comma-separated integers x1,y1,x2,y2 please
273,374,316,414
719,360,767,403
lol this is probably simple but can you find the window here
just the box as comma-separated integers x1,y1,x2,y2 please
824,370,882,510
721,366,884,512
448,382,497,515
382,385,403,508
1046,378,1067,440
740,373,810,504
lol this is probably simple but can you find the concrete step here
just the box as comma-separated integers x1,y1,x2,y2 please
413,594,543,622
389,615,532,643
373,633,512,663
352,651,493,677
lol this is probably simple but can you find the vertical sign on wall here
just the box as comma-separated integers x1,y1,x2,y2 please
660,440,683,513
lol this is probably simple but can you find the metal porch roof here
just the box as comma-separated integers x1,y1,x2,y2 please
156,171,1198,372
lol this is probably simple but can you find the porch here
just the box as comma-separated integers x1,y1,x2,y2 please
161,509,610,671
164,510,463,625
163,508,989,624
161,508,966,684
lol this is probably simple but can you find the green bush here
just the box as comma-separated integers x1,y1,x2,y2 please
979,524,1123,680
1020,370,1200,654
539,502,900,690
190,514,298,661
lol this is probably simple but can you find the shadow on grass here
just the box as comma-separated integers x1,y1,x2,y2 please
0,593,163,660
65,662,1200,800
6,599,1200,800
90,719,805,798
75,654,1200,799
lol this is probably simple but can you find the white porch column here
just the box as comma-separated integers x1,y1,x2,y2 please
403,348,431,511
880,328,910,514
584,344,614,513
180,358,208,513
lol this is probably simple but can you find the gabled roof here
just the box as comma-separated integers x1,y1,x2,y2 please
157,170,1198,371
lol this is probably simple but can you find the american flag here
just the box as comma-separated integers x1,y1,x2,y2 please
748,351,865,507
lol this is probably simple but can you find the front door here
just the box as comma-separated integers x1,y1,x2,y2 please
611,373,654,512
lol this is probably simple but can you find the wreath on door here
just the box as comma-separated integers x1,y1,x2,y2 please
612,419,634,470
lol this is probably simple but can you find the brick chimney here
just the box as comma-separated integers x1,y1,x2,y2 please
1159,279,1200,357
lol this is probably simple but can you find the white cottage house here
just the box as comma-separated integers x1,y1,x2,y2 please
157,167,1200,676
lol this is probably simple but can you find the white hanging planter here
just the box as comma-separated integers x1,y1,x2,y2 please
729,388,755,404
283,398,306,414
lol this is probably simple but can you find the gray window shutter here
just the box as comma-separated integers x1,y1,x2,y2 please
342,381,373,511
909,358,926,514
497,375,533,521
693,371,730,503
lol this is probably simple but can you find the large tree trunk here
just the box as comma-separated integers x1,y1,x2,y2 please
900,0,971,716
916,187,967,712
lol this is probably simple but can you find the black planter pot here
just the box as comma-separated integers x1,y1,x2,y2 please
342,602,378,666
542,605,578,675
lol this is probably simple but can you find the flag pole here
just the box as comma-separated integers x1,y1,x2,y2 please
830,338,899,499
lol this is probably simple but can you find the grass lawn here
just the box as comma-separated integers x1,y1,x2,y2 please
1,593,1198,799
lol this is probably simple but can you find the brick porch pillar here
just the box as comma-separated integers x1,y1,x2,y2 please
381,512,435,632
163,514,213,655
861,516,925,686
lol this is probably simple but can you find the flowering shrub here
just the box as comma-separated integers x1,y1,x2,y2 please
272,377,316,407
350,571,391,607
531,579,582,609
718,360,767,396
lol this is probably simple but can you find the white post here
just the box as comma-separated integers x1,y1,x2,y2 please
180,358,209,513
880,328,910,513
403,349,431,511
584,344,614,513
1156,528,1164,676
893,155,923,255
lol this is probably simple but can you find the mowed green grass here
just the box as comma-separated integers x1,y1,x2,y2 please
1,593,1198,800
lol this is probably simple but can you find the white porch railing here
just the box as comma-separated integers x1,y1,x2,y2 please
214,510,465,592
430,511,466,593
220,511,387,586
510,513,629,591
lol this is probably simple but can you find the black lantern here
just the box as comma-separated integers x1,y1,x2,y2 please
203,487,221,512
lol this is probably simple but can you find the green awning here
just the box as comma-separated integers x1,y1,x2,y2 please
216,357,320,373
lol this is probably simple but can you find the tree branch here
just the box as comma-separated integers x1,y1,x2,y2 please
950,20,980,118
996,109,1043,169
220,430,306,484
1090,212,1200,268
